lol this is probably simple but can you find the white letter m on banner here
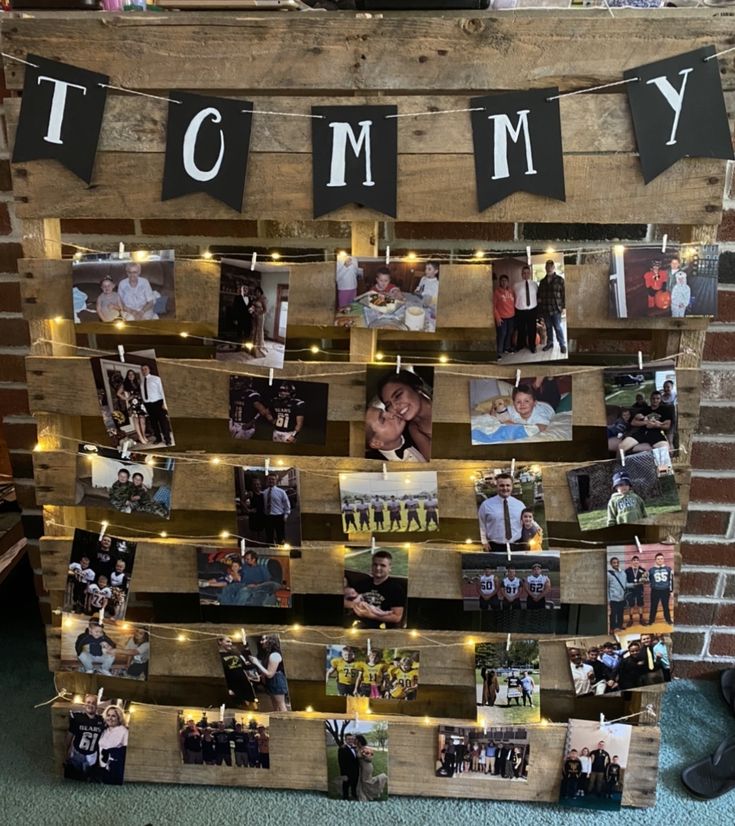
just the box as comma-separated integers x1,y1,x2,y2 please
326,120,376,188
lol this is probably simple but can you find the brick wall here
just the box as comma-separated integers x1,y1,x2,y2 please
0,59,733,668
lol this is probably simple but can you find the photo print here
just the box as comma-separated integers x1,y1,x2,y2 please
76,445,174,520
64,528,137,621
470,375,573,445
436,725,529,781
234,465,301,549
609,243,720,319
364,365,433,462
492,254,568,365
197,546,292,609
566,632,672,698
339,471,439,535
325,718,389,801
560,718,632,811
216,258,290,369
475,465,546,551
63,695,131,785
325,644,420,701
71,250,175,324
461,551,561,612
334,255,439,332
91,350,175,450
343,545,408,629
604,365,677,456
217,634,291,712
566,451,680,533
607,543,675,637
60,614,150,681
475,640,540,725
177,709,271,769
228,375,329,446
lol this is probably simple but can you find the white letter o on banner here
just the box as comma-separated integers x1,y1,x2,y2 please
182,107,225,182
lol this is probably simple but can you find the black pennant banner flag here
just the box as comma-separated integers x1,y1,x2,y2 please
311,105,397,219
162,91,253,212
470,88,566,211
12,55,109,184
625,46,734,184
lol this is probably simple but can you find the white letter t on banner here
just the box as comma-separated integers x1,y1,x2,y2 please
37,75,87,145
646,68,694,146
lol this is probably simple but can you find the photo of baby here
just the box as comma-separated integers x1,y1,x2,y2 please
470,375,573,445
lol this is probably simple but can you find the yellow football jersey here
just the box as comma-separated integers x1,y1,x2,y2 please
361,662,386,686
330,657,363,686
389,667,419,698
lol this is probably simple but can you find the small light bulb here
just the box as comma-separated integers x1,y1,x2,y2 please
423,715,431,725
474,250,485,260
72,252,82,262
310,344,319,354
276,459,285,466
283,543,291,551
439,354,449,364
365,708,373,715
466,637,475,647
465,538,473,545
33,443,42,452
177,633,187,642
244,342,254,351
53,315,64,324
410,629,419,638
114,320,125,330
292,623,301,631
202,250,213,260
545,247,555,255
122,622,131,631
210,457,221,465
271,252,281,261
220,530,230,539
305,705,314,713
145,455,155,465
160,531,168,538
132,249,149,263
375,352,384,361
406,252,417,261
180,331,189,339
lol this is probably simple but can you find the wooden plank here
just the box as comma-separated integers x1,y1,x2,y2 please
40,537,606,604
3,11,733,92
10,153,725,224
22,260,712,333
4,94,649,155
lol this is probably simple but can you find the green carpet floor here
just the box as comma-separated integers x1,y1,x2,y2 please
1,558,734,825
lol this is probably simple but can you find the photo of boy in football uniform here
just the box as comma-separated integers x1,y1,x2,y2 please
229,377,270,440
268,382,305,443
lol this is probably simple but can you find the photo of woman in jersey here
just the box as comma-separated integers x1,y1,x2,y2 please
364,366,434,462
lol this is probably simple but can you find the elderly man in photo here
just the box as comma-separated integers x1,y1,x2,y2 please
118,263,158,320
263,474,291,546
478,473,526,551
537,259,567,354
140,364,172,447
344,550,407,629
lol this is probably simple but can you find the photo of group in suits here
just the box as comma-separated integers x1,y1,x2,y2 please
234,465,302,549
325,718,389,801
177,709,271,769
436,725,529,781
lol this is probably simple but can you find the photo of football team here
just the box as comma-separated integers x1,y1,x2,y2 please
325,645,420,701
607,543,675,637
64,528,137,621
567,451,680,532
364,366,433,462
60,615,150,680
228,375,329,446
436,725,529,781
217,634,291,711
475,465,546,552
475,641,540,725
325,718,389,801
197,546,292,609
461,552,561,614
177,709,271,769
63,695,131,785
560,719,632,811
343,546,408,629
339,471,439,534
234,465,301,549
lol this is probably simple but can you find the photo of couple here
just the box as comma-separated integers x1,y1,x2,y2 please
217,634,291,711
325,718,389,801
71,250,175,324
343,546,408,629
475,465,546,552
339,471,439,535
567,634,672,696
604,366,678,456
470,375,573,445
436,725,529,782
64,528,137,621
609,243,719,319
492,255,568,365
216,260,290,370
325,645,420,701
177,711,270,769
197,546,292,610
228,375,329,446
560,719,632,811
60,615,150,681
63,695,131,786
566,451,680,532
334,255,439,332
475,640,540,725
91,351,175,451
234,466,301,549
76,446,174,520
364,366,433,462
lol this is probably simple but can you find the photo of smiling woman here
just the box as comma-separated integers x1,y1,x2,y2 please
364,366,434,462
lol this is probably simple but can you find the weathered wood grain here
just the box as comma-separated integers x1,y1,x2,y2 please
10,152,725,224
3,11,733,92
